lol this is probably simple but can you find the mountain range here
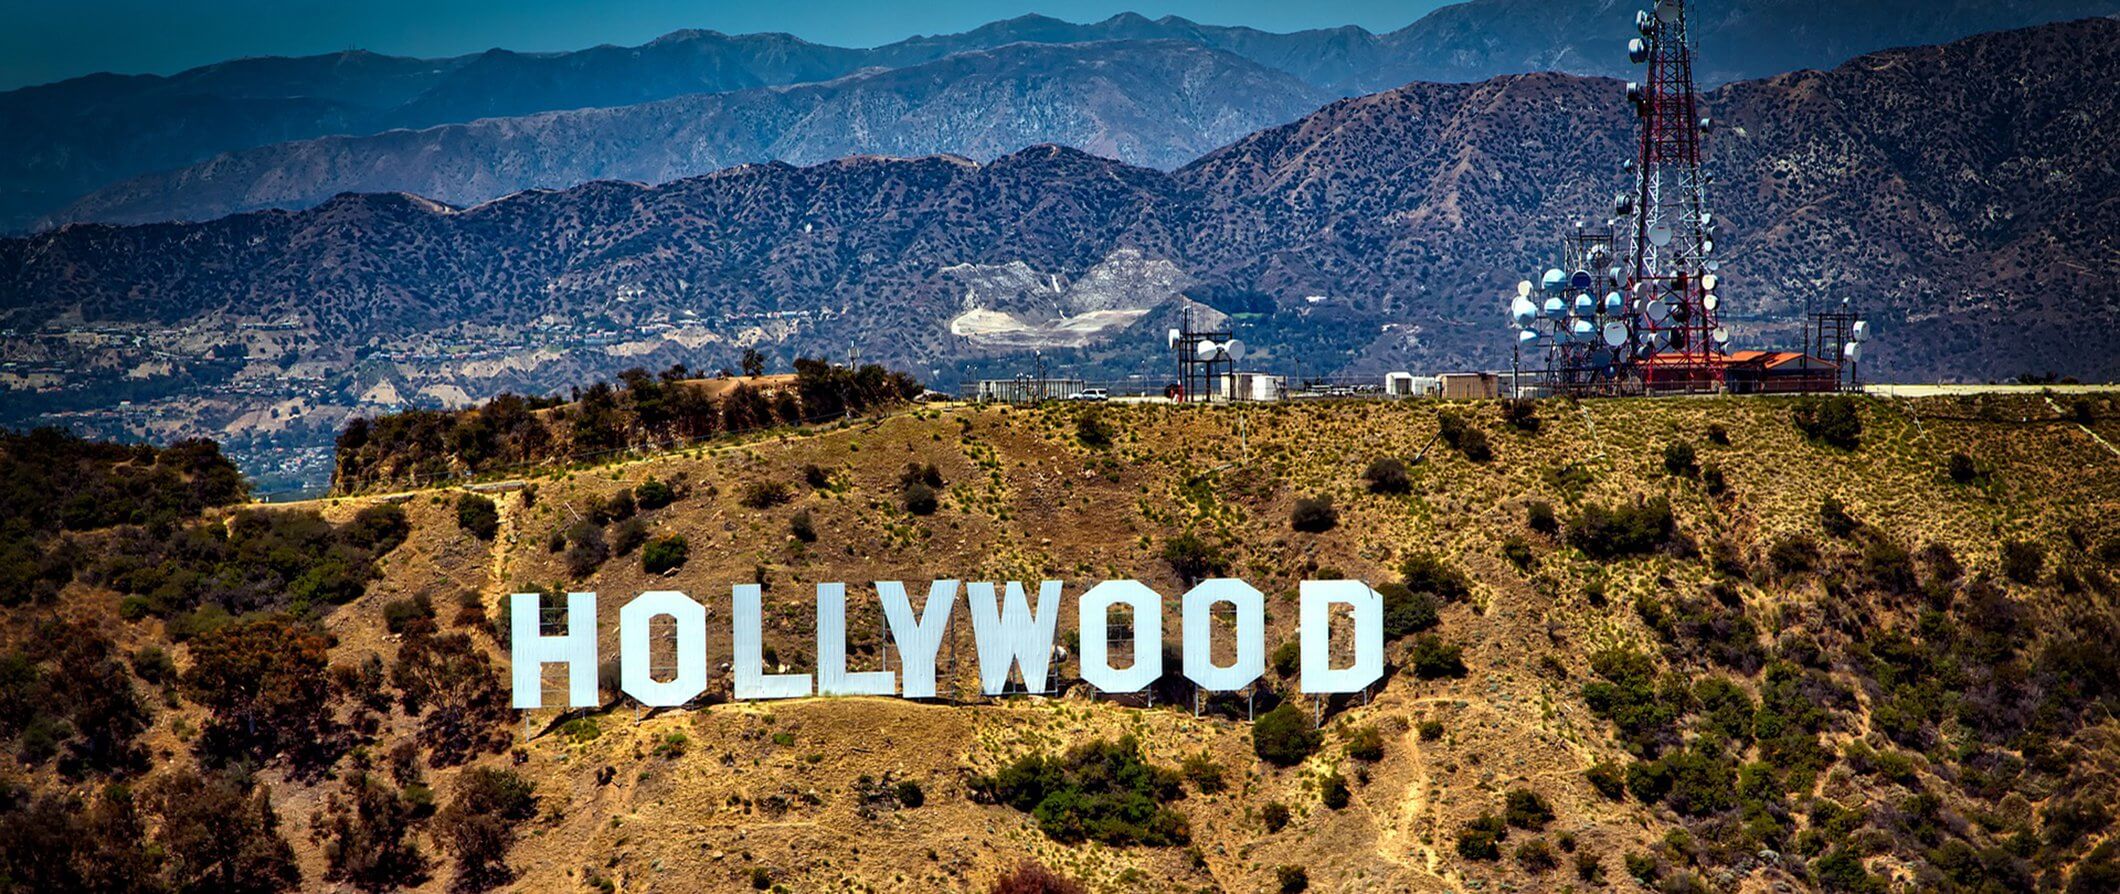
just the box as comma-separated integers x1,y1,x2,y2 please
7,1,2116,232
5,18,2114,397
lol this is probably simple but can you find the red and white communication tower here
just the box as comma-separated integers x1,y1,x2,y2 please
1624,0,1726,390
1509,0,1729,396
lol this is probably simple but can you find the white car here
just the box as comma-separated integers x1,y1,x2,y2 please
1068,388,1109,402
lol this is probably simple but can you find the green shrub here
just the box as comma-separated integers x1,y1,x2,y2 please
1398,553,1471,602
1270,640,1300,677
1701,464,1727,496
1274,865,1308,894
1075,412,1113,449
1663,441,1697,476
642,536,689,574
739,481,791,510
1501,399,1541,432
455,493,499,540
1162,533,1226,587
1526,500,1559,535
1516,838,1558,872
2001,540,2042,585
802,464,832,489
610,517,649,556
1418,720,1444,741
1947,452,1979,484
1503,789,1554,830
1502,535,1534,570
1792,396,1863,449
634,478,676,510
1586,762,1627,800
1438,411,1493,461
1181,752,1225,793
789,510,817,543
894,780,925,809
1343,725,1385,762
1261,801,1291,832
1706,423,1729,445
969,735,1188,846
1456,812,1507,860
1319,773,1350,809
1252,704,1321,767
1378,583,1439,640
1290,496,1337,533
1576,850,1604,882
382,595,437,636
1364,457,1412,494
1566,497,1676,558
1819,496,1859,538
902,481,939,515
1409,635,1467,679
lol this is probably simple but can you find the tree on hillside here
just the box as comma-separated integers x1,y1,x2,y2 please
434,767,538,893
741,347,767,377
143,768,303,894
183,616,338,772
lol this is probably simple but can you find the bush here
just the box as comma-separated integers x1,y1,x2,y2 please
969,736,1187,846
1075,412,1113,450
739,481,791,510
383,595,437,636
1270,640,1300,677
563,521,608,578
1399,553,1472,602
1663,441,1697,476
1181,752,1225,793
1275,865,1309,893
1947,452,1979,484
1701,464,1727,496
1587,762,1627,799
633,478,676,510
1291,496,1338,533
1437,411,1493,461
1409,635,1467,679
902,481,939,515
610,517,649,556
1417,720,1444,741
642,536,689,574
1319,773,1350,809
1706,423,1729,445
1261,801,1291,832
1502,535,1534,570
2001,540,2042,585
1517,838,1558,873
1344,725,1385,762
802,463,832,489
1792,396,1863,449
1457,813,1507,860
1819,496,1859,538
990,862,1086,894
1252,704,1322,767
434,767,537,893
1502,399,1541,432
1162,534,1226,587
894,779,925,809
789,510,817,543
1363,457,1412,494
1566,497,1676,559
455,493,499,540
1526,500,1558,535
1379,583,1440,640
1504,789,1554,830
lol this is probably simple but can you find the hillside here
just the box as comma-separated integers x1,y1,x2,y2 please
3,392,2118,892
6,3,2114,233
3,18,2115,472
51,41,1329,226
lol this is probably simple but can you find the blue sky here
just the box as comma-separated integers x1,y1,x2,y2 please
0,0,1460,90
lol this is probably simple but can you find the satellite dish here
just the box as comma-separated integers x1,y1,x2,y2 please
1843,342,1863,362
1573,294,1595,316
1646,300,1671,323
1603,291,1625,315
1625,81,1644,106
1572,319,1597,339
1702,239,1715,255
1700,273,1719,292
1851,320,1870,342
1609,266,1626,282
1511,297,1537,325
1543,296,1566,319
1705,259,1721,272
1518,328,1542,346
1517,280,1533,298
1655,0,1680,22
1669,328,1689,350
1648,222,1674,247
1570,269,1593,290
1590,246,1610,266
1713,326,1731,345
1702,293,1720,312
1628,37,1648,64
1615,194,1635,216
1542,268,1568,292
1167,328,1181,349
1225,339,1247,361
1637,10,1655,34
1700,212,1714,227
1602,322,1629,347
1195,340,1221,361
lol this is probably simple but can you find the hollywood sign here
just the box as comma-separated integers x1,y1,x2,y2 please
510,579,1385,708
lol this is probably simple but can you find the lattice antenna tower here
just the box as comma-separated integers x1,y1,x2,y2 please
1624,0,1727,382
